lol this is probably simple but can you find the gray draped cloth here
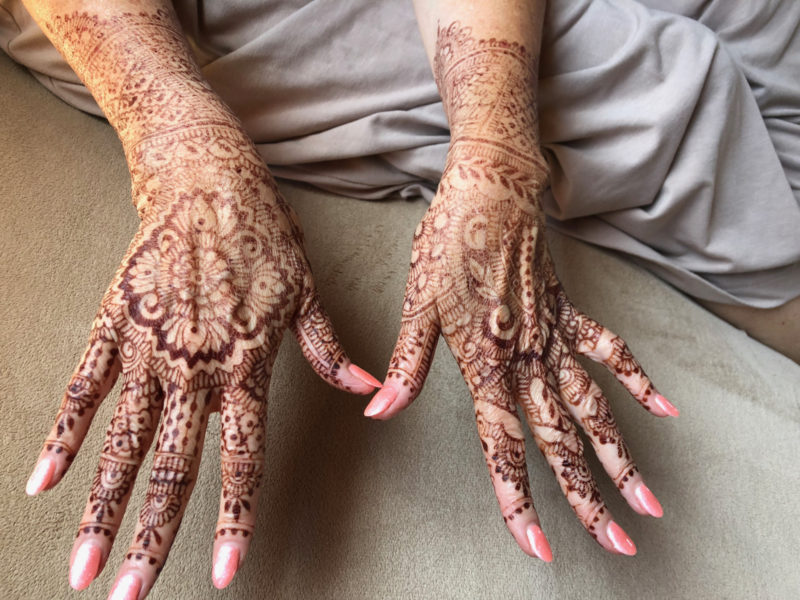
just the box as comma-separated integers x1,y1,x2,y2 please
2,0,799,308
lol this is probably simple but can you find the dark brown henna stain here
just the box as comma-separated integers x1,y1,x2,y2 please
220,460,263,521
407,22,660,539
583,391,630,461
476,411,529,492
38,7,347,579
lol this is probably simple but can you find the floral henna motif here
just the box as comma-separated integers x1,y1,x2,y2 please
388,22,661,546
583,392,630,461
32,7,354,585
476,412,529,490
220,460,263,522
129,453,194,566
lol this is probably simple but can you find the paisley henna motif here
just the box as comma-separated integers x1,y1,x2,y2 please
386,22,665,546
30,6,364,591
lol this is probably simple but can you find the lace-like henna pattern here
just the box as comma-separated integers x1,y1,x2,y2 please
476,412,529,488
389,22,661,543
220,460,263,522
583,392,630,461
35,7,352,578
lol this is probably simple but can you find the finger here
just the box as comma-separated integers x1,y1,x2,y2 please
555,353,664,518
474,399,553,562
213,374,269,589
68,374,163,591
518,366,636,556
560,300,679,418
365,308,439,420
27,308,120,496
108,386,213,600
291,272,380,395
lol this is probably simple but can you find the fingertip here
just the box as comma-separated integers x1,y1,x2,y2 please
525,523,553,563
69,541,102,590
606,521,637,556
25,457,56,496
634,483,664,518
212,544,239,590
363,386,397,418
108,573,141,600
347,364,383,390
653,394,680,417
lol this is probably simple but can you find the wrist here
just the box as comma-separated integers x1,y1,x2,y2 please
435,22,542,159
127,119,265,219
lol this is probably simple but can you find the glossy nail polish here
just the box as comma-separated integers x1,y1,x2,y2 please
606,521,637,556
654,394,680,417
70,542,102,590
26,457,55,496
348,364,383,389
364,387,397,417
212,544,239,589
108,574,140,600
634,483,664,518
526,523,553,563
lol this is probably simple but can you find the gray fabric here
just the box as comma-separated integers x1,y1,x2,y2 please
3,49,800,600
1,0,799,308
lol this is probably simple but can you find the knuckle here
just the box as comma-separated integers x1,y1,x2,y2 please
500,495,535,524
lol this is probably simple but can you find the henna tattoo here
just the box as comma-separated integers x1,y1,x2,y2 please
476,412,529,491
34,7,355,579
88,457,138,521
220,460,263,521
134,453,193,555
583,392,630,461
387,22,660,543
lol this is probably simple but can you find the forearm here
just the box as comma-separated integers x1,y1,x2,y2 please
21,1,256,217
21,0,237,143
412,0,546,160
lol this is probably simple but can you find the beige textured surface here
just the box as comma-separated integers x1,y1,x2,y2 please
1,51,799,600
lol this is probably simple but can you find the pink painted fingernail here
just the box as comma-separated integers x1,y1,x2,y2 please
634,483,664,518
606,521,637,556
348,364,383,389
26,457,55,496
108,574,140,600
526,523,553,563
70,541,102,590
212,544,239,589
654,394,680,417
364,386,397,417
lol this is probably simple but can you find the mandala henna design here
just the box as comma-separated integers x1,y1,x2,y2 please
607,336,641,377
31,5,353,582
549,439,598,502
476,411,529,490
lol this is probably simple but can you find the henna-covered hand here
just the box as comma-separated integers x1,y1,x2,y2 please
23,7,381,599
364,22,679,561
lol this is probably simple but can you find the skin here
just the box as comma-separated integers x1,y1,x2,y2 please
364,0,680,561
20,0,794,595
21,2,380,598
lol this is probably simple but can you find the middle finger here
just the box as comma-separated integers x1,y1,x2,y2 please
107,385,215,600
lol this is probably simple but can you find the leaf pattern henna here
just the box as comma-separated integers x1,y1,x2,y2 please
30,6,361,586
386,22,665,547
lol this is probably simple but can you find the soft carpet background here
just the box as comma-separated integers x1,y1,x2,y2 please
1,51,798,599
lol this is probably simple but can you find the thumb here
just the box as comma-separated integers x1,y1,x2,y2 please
364,305,440,421
291,273,380,395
